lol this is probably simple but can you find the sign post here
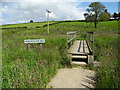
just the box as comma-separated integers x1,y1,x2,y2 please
24,39,45,51
46,9,51,34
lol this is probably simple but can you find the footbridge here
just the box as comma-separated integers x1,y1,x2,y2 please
67,31,94,66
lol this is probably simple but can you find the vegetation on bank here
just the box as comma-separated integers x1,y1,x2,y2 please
2,34,69,88
95,33,119,88
2,20,119,88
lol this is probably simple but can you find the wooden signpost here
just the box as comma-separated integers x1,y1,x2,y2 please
24,39,45,51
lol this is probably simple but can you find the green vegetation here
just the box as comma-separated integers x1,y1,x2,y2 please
2,36,68,88
95,35,119,88
2,21,69,88
2,20,119,88
0,21,56,29
99,9,111,21
84,2,106,28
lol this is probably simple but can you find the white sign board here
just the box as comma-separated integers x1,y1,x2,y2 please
24,39,45,44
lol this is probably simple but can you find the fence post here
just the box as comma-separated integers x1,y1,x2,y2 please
92,32,94,56
66,32,68,49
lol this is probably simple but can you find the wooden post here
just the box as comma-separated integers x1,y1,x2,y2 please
88,55,94,64
66,32,68,49
26,44,28,51
26,44,30,51
40,44,43,50
92,32,94,56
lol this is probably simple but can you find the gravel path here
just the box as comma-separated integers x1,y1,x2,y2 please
47,67,95,88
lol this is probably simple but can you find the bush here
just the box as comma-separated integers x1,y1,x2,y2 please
36,26,41,28
30,20,33,23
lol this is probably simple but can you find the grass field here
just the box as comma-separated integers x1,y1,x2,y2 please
1,20,120,88
0,21,56,29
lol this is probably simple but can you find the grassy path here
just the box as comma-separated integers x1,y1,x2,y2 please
47,67,95,88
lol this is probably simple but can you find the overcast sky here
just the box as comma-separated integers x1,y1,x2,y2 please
0,0,119,25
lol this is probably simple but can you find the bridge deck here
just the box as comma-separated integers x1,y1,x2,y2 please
68,40,90,55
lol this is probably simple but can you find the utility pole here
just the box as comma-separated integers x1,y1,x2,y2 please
46,9,51,34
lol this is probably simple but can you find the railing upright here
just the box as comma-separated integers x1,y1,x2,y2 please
86,32,94,55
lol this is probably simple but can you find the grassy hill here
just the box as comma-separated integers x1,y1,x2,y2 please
2,20,120,88
0,21,56,29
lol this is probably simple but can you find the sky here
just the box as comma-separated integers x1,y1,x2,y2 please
0,0,119,25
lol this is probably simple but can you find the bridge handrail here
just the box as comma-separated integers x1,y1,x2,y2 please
67,31,77,35
67,36,76,43
67,31,77,48
86,32,94,55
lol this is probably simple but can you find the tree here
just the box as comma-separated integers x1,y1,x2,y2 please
112,12,118,19
86,15,95,22
84,2,105,28
30,20,33,23
84,13,94,22
84,13,88,19
99,9,111,21
118,12,120,20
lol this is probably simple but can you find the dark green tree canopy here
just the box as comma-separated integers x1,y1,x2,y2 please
118,12,120,20
112,12,119,19
99,9,111,21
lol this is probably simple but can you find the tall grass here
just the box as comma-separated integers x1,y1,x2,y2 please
94,31,119,88
2,20,119,88
2,26,69,88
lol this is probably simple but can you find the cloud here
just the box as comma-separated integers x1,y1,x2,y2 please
1,5,8,13
2,0,119,2
49,13,57,19
1,0,86,24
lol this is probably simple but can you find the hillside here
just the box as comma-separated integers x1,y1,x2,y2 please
2,20,119,88
0,21,56,29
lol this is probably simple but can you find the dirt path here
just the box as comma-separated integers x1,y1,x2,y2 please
47,67,95,88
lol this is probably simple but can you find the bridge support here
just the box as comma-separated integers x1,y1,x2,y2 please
88,55,94,65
